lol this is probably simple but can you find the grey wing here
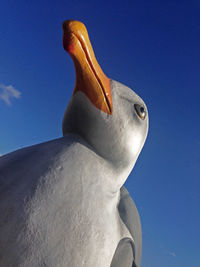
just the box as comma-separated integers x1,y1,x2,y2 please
113,186,142,267
110,238,137,267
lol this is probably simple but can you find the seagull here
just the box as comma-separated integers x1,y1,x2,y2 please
0,20,148,267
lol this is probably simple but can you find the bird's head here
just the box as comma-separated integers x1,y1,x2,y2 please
62,20,148,172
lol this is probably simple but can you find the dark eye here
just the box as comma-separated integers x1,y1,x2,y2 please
134,104,146,120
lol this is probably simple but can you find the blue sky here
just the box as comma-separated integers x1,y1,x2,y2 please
1,0,200,266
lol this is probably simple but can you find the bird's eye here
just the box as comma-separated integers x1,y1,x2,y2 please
134,104,146,120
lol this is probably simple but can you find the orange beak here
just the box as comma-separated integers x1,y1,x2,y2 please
63,20,113,115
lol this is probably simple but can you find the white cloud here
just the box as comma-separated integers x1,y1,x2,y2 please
0,84,21,106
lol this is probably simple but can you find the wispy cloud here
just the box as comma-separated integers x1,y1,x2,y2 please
0,84,21,106
168,251,176,257
160,244,176,258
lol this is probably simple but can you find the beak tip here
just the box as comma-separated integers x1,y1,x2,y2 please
62,20,74,31
62,20,86,33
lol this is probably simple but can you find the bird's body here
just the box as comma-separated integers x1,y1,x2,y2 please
0,20,148,267
0,134,132,267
